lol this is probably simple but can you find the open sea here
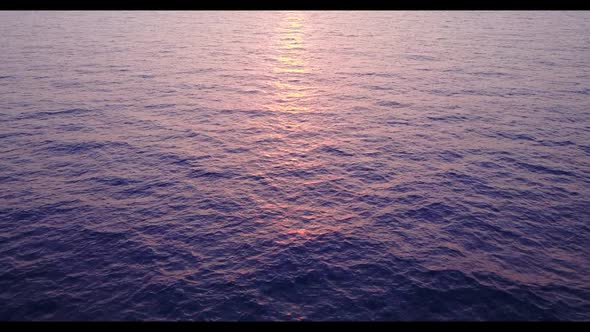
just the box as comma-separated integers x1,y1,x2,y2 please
0,11,589,321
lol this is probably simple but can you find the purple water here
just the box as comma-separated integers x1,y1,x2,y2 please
0,11,589,320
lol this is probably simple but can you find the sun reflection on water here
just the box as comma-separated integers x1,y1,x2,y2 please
267,12,311,112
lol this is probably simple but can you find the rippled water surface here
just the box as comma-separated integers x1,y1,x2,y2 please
1,11,590,321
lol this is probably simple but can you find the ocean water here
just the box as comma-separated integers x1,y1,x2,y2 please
0,11,589,321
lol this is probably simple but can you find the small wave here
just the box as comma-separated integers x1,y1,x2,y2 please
496,132,536,141
376,101,409,108
145,104,176,109
88,176,138,186
403,202,464,223
438,150,464,162
427,115,468,122
314,145,354,157
516,162,575,177
188,169,236,180
14,108,94,120
538,140,576,147
41,141,131,155
0,132,33,139
406,54,437,61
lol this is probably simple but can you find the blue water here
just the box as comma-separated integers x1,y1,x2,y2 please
0,11,589,321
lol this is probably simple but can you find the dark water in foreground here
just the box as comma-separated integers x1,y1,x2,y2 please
1,11,589,321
